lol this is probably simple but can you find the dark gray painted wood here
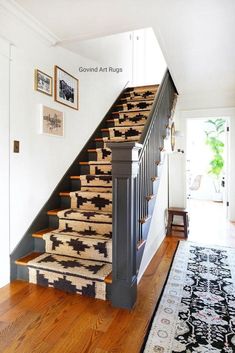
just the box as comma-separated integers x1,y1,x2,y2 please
107,142,142,309
108,70,178,309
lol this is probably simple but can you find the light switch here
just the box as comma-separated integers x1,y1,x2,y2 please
13,140,20,153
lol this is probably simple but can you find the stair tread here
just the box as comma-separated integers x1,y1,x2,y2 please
126,84,158,91
116,99,154,107
27,252,112,281
45,226,112,237
112,110,151,116
120,97,155,102
104,273,112,284
60,191,70,197
32,228,56,238
70,190,112,196
137,240,147,250
95,136,140,143
47,208,65,216
70,174,112,180
139,215,152,224
15,252,43,266
101,126,144,132
79,161,111,165
146,194,157,201
107,119,146,125
57,208,112,223
114,108,152,113
87,148,111,152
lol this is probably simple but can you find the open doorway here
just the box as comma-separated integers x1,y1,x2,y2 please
186,118,229,241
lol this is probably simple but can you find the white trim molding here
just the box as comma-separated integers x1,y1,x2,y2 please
0,0,60,46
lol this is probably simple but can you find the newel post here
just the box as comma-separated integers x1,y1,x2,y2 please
107,142,143,309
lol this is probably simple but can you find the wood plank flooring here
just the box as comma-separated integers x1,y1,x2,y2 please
0,237,178,353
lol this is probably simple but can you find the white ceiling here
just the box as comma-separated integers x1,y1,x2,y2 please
13,0,235,108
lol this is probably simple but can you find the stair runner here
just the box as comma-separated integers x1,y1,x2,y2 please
26,85,158,300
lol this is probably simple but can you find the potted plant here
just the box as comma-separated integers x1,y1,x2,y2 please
204,119,225,201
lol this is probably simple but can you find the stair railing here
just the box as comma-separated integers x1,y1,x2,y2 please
108,70,178,309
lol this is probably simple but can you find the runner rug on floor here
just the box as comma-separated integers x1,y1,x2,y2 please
143,241,235,353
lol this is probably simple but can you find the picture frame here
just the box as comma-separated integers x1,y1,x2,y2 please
54,65,79,110
35,69,53,96
40,105,64,137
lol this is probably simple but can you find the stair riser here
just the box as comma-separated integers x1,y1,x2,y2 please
44,233,112,263
141,219,152,241
120,96,155,103
71,179,111,193
88,151,98,161
70,194,112,213
88,152,112,163
137,242,146,270
60,195,71,209
113,102,153,113
34,237,45,252
79,164,112,175
102,127,144,140
71,179,81,191
58,209,112,224
95,137,141,149
49,214,59,229
152,179,160,195
17,265,29,282
29,267,108,300
94,140,105,149
58,219,112,238
147,197,156,216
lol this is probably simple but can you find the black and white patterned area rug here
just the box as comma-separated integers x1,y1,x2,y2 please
143,241,235,353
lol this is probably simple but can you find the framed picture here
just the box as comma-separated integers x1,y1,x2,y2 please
40,105,64,137
35,69,52,96
54,65,79,110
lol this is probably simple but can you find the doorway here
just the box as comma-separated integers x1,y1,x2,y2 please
186,118,229,242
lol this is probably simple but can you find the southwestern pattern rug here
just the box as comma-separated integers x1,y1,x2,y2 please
143,241,235,353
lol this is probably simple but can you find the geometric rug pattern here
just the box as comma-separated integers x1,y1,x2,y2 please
27,85,158,300
143,241,235,352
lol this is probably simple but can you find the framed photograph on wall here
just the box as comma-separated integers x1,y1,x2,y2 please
40,105,64,137
35,69,53,96
54,65,79,110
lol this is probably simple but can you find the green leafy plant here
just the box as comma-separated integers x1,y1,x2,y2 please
204,119,225,193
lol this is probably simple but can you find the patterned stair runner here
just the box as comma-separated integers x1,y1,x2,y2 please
27,85,158,300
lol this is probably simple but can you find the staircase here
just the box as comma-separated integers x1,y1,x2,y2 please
15,84,159,302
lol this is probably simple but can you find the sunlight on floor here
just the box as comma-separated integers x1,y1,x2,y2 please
187,199,235,247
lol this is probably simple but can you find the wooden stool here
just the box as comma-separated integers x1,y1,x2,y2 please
167,207,189,238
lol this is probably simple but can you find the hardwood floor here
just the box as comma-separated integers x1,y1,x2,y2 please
0,238,179,353
1,200,235,353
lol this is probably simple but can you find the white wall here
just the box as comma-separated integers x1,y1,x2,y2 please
168,101,187,208
0,8,133,254
0,37,10,286
132,28,166,86
138,158,168,281
65,27,166,87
